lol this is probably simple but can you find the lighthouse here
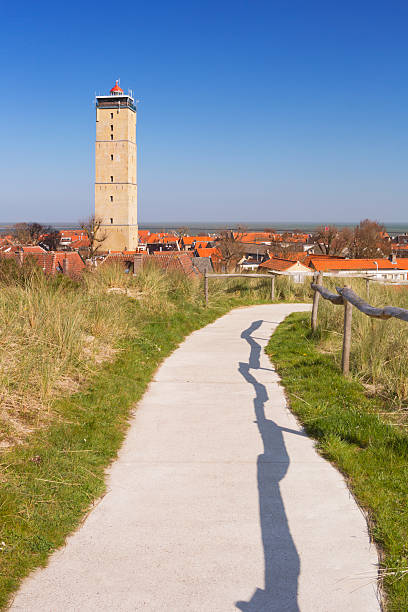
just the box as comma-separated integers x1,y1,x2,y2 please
95,81,138,251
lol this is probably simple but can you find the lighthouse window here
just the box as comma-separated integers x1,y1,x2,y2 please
110,196,113,202
110,218,113,224
110,176,113,182
111,154,114,160
110,113,113,119
110,134,113,140
110,125,113,131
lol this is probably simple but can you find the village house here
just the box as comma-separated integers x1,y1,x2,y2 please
309,255,408,280
391,243,408,257
181,236,211,250
258,257,313,282
0,250,85,279
101,250,199,277
146,234,180,253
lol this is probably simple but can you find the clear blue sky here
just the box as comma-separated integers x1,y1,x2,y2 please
1,0,407,224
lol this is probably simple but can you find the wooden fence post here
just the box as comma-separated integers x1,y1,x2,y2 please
204,269,208,306
311,272,323,331
62,256,69,276
341,287,353,375
270,274,275,301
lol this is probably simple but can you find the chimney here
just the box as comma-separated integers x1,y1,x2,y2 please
133,253,144,275
62,255,69,275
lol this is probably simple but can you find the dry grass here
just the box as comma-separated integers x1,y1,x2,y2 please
0,261,314,607
0,259,313,448
317,277,408,407
209,274,311,303
0,261,138,447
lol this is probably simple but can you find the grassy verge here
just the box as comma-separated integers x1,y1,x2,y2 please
317,277,408,407
0,297,225,607
266,312,408,612
0,266,311,609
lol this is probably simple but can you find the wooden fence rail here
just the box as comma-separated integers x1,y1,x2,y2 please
310,280,408,375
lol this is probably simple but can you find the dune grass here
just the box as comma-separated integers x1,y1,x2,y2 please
0,261,311,609
2,260,408,609
267,312,408,612
317,277,408,408
0,261,311,449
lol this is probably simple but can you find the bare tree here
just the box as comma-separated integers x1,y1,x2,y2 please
216,227,246,272
349,219,391,258
40,230,60,251
264,227,277,241
79,216,108,261
13,222,50,245
176,226,190,238
13,223,31,244
281,231,294,243
313,220,391,258
313,225,352,256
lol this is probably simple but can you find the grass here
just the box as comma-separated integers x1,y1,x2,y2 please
317,277,408,408
0,261,311,449
0,261,311,609
266,312,408,612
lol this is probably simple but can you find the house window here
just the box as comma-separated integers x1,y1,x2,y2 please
110,113,113,119
110,218,113,224
110,154,114,160
110,176,113,182
110,134,113,140
110,196,113,202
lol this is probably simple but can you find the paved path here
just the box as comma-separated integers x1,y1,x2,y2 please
11,304,380,612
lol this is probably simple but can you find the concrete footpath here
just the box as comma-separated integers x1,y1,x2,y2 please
11,304,380,611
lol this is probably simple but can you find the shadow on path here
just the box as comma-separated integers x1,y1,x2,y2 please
236,320,302,612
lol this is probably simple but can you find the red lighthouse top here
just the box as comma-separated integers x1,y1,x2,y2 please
110,80,123,95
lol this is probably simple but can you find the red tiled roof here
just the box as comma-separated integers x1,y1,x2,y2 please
152,251,196,275
194,247,223,263
182,236,210,245
18,245,46,253
102,251,198,276
195,247,218,258
138,230,151,242
148,235,179,244
53,252,85,277
234,232,309,244
70,237,90,249
259,257,302,272
0,251,85,278
301,254,345,267
60,230,87,238
145,233,159,243
310,258,408,272
238,232,273,243
108,250,139,254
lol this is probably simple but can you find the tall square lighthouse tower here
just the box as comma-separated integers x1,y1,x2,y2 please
95,81,138,251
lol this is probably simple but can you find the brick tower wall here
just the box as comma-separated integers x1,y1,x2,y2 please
95,95,138,251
